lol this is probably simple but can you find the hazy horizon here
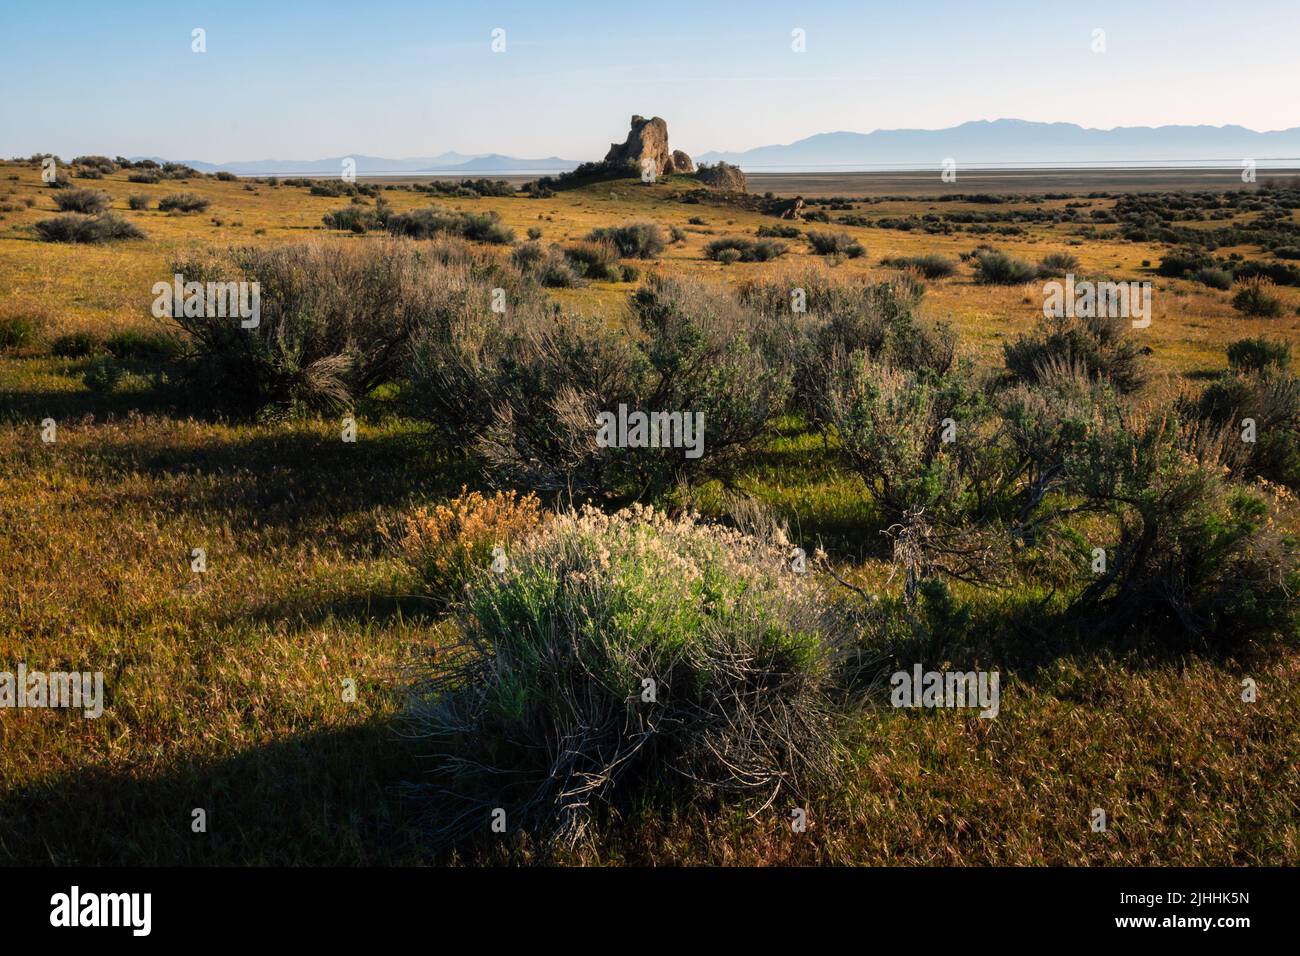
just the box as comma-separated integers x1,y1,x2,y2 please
3,0,1299,162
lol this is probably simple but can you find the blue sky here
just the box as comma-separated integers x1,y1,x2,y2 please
2,0,1297,162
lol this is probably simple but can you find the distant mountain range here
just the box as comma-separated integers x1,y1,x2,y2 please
130,153,582,176
140,120,1300,177
693,119,1300,170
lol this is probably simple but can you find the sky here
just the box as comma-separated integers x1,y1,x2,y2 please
2,0,1298,163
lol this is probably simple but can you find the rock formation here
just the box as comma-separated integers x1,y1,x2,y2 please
695,161,747,192
605,115,687,178
778,196,805,220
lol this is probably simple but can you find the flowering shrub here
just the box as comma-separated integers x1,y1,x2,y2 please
389,488,545,605
406,504,862,846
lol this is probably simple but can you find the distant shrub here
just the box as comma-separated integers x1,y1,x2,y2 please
881,254,956,279
127,171,161,184
1232,277,1284,318
526,226,543,241
1157,249,1212,278
405,505,861,846
1003,311,1147,394
0,312,37,352
1233,259,1300,287
669,225,687,243
586,221,665,259
704,236,787,262
214,171,237,181
105,328,183,361
562,240,621,280
536,254,584,287
1196,266,1234,290
157,192,210,213
1226,336,1292,374
52,188,111,214
50,330,103,357
1036,252,1079,277
127,194,152,210
756,223,801,239
509,240,546,273
806,231,865,258
34,213,144,243
322,199,389,234
389,488,545,606
386,207,513,244
82,357,124,393
716,247,741,265
973,249,1037,284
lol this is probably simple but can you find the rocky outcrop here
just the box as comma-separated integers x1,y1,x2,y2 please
669,149,694,174
695,161,747,192
778,196,805,220
605,115,684,178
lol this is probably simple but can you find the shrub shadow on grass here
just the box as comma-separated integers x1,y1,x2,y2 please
0,720,426,865
62,424,477,541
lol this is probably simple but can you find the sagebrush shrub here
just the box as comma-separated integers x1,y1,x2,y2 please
586,221,665,259
806,231,865,258
170,239,470,414
1067,409,1299,647
704,236,787,262
34,213,144,243
157,192,210,213
881,254,956,279
1036,252,1079,277
1003,310,1147,394
387,207,513,244
741,267,953,423
322,199,389,233
561,240,620,280
405,504,863,846
1226,336,1292,374
52,188,111,214
973,249,1037,284
1232,277,1284,318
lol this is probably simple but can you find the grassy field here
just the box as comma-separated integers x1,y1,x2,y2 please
1,160,1297,865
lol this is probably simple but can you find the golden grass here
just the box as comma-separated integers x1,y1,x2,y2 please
1,160,1297,865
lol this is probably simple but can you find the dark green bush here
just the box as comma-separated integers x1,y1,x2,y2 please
704,236,787,262
1226,336,1292,374
34,213,144,243
806,231,865,258
50,331,103,357
157,192,210,213
1232,278,1284,318
881,254,957,278
586,221,665,259
1036,252,1079,277
386,207,513,244
52,188,111,214
973,249,1038,284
